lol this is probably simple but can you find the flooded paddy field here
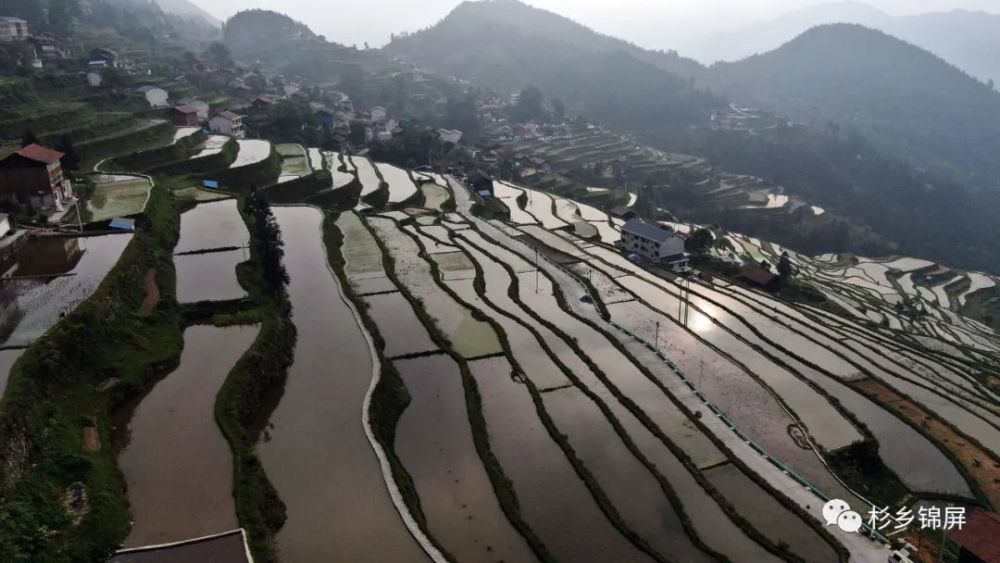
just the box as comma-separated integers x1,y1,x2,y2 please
335,211,397,295
0,234,133,347
421,183,449,211
705,463,839,563
353,156,383,198
230,139,271,168
468,356,654,562
363,291,437,358
0,348,24,399
259,206,425,562
174,199,249,254
120,324,259,548
174,249,247,303
376,162,419,203
368,217,500,358
394,354,536,562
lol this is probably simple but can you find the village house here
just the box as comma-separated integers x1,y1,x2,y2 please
88,47,132,72
0,144,74,211
86,71,102,88
175,98,209,121
0,17,29,41
169,105,200,127
466,169,494,199
135,85,169,108
370,105,387,123
438,129,463,144
618,218,689,272
609,206,638,221
209,111,246,139
739,266,781,293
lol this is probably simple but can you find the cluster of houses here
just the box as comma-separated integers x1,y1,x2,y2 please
0,16,71,69
0,143,74,213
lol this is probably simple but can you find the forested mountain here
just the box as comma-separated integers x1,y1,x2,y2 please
686,2,1000,86
702,24,1000,186
384,0,723,130
0,0,216,42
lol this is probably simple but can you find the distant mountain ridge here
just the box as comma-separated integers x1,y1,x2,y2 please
385,0,721,129
685,2,1000,85
701,23,1000,184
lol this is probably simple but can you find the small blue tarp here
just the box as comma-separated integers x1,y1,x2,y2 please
203,179,220,189
109,218,135,231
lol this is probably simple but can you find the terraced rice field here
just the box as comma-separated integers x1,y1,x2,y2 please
376,162,419,203
191,134,228,158
0,234,133,347
275,143,310,183
230,139,271,168
152,166,1000,563
173,200,249,303
172,126,200,143
79,173,153,222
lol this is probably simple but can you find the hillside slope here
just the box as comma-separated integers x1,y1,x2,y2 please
155,0,221,27
702,24,1000,185
385,0,722,129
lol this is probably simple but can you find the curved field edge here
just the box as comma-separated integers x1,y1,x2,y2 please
321,211,451,563
0,180,182,562
340,212,565,561
457,207,850,561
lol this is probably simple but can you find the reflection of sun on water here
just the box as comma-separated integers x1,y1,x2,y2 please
686,302,720,334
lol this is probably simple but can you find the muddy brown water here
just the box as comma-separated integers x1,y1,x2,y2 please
120,324,259,548
173,249,248,303
258,206,425,562
394,354,537,562
363,292,437,358
468,356,654,563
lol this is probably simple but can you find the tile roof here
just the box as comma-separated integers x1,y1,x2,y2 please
622,218,674,243
15,144,64,165
950,510,1000,562
217,110,241,120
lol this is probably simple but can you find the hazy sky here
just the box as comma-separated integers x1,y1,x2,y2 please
195,0,1000,50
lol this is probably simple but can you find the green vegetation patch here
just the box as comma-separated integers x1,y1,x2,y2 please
77,175,153,223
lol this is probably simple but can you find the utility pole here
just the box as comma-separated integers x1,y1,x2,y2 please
535,246,539,294
654,320,660,350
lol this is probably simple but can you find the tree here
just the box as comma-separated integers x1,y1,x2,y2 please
551,97,565,121
348,121,367,147
204,42,233,69
444,95,480,139
685,228,714,255
243,189,288,298
513,85,545,123
56,135,80,172
777,251,793,287
20,130,37,147
47,0,81,35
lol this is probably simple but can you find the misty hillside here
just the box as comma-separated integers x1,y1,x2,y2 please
687,2,1000,86
703,24,1000,184
385,0,721,129
223,9,324,59
154,0,221,27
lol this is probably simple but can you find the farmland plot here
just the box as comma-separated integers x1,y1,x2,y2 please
403,225,456,255
457,238,784,561
491,181,537,225
363,292,437,358
376,162,419,203
352,156,383,198
175,199,249,253
261,207,427,562
520,186,568,230
121,325,259,548
0,234,133,348
326,152,356,189
307,147,323,171
171,126,200,143
229,139,271,168
335,212,396,295
421,183,449,211
174,249,247,303
468,356,654,563
191,134,228,158
79,174,152,223
368,217,501,358
394,354,536,562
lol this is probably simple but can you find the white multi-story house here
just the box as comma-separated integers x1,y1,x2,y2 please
438,129,463,144
618,218,689,272
209,111,246,139
370,105,387,123
0,17,29,41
